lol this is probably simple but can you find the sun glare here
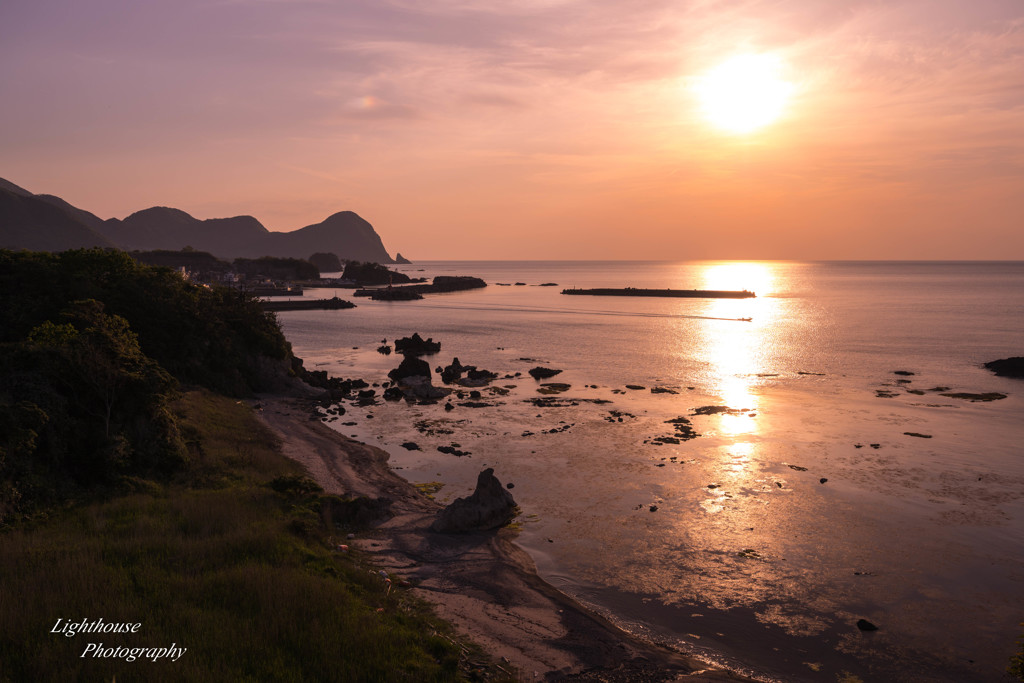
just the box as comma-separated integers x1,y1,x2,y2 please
695,54,793,134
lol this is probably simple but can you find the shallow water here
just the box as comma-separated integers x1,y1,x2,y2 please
278,261,1024,682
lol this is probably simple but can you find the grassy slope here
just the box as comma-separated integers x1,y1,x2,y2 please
0,390,492,683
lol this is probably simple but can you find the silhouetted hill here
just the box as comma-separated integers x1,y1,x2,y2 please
0,178,33,196
0,187,115,251
0,178,396,262
255,211,391,262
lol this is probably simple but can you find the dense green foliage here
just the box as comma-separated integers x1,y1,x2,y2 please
342,260,411,285
0,248,292,523
309,251,343,272
0,391,475,682
0,248,290,393
233,256,319,280
130,249,232,278
0,249,505,680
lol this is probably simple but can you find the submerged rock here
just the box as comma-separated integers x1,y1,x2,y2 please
984,357,1024,378
430,468,518,533
529,366,562,380
939,392,1007,402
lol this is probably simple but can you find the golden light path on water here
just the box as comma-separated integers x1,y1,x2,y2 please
681,263,779,513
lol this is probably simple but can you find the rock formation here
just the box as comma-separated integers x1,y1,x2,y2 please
387,355,431,383
394,333,441,356
439,357,498,386
430,468,518,533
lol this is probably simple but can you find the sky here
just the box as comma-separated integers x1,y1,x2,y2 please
2,0,1022,260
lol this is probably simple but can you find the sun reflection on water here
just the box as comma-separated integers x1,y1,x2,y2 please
690,262,782,441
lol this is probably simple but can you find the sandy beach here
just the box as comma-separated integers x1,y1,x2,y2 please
256,390,752,682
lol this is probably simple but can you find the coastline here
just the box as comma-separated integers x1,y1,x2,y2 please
256,390,753,681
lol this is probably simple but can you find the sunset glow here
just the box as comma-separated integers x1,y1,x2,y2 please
695,54,794,133
1,1,1022,260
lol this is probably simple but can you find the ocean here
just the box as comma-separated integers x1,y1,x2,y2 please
276,260,1024,682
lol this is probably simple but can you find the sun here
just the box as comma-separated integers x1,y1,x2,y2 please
695,54,794,134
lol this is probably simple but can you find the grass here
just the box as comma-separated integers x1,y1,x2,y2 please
0,390,508,682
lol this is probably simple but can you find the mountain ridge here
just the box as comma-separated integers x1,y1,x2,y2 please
0,178,396,263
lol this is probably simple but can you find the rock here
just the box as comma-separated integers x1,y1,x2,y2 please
400,442,420,450
382,386,404,401
691,405,748,416
820,478,828,484
939,392,1007,402
856,619,879,632
651,387,678,394
529,366,563,380
463,367,498,386
430,468,518,533
400,376,450,400
387,355,432,383
440,357,497,386
377,345,392,354
437,445,471,456
984,357,1024,378
439,357,466,383
904,432,933,438
394,333,441,356
625,384,646,390
893,370,915,376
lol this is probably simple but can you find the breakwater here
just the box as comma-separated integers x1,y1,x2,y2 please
561,287,755,298
260,297,356,312
354,276,487,299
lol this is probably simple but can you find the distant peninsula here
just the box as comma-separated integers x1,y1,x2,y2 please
0,177,397,263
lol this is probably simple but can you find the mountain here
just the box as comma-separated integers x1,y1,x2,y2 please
0,178,34,196
0,187,115,251
105,207,269,255
0,178,396,263
255,211,392,262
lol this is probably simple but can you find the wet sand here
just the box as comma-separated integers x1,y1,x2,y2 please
256,389,752,681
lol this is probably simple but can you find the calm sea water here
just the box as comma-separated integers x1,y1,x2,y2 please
277,261,1024,682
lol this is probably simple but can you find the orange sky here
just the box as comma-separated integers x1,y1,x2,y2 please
2,0,1022,260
